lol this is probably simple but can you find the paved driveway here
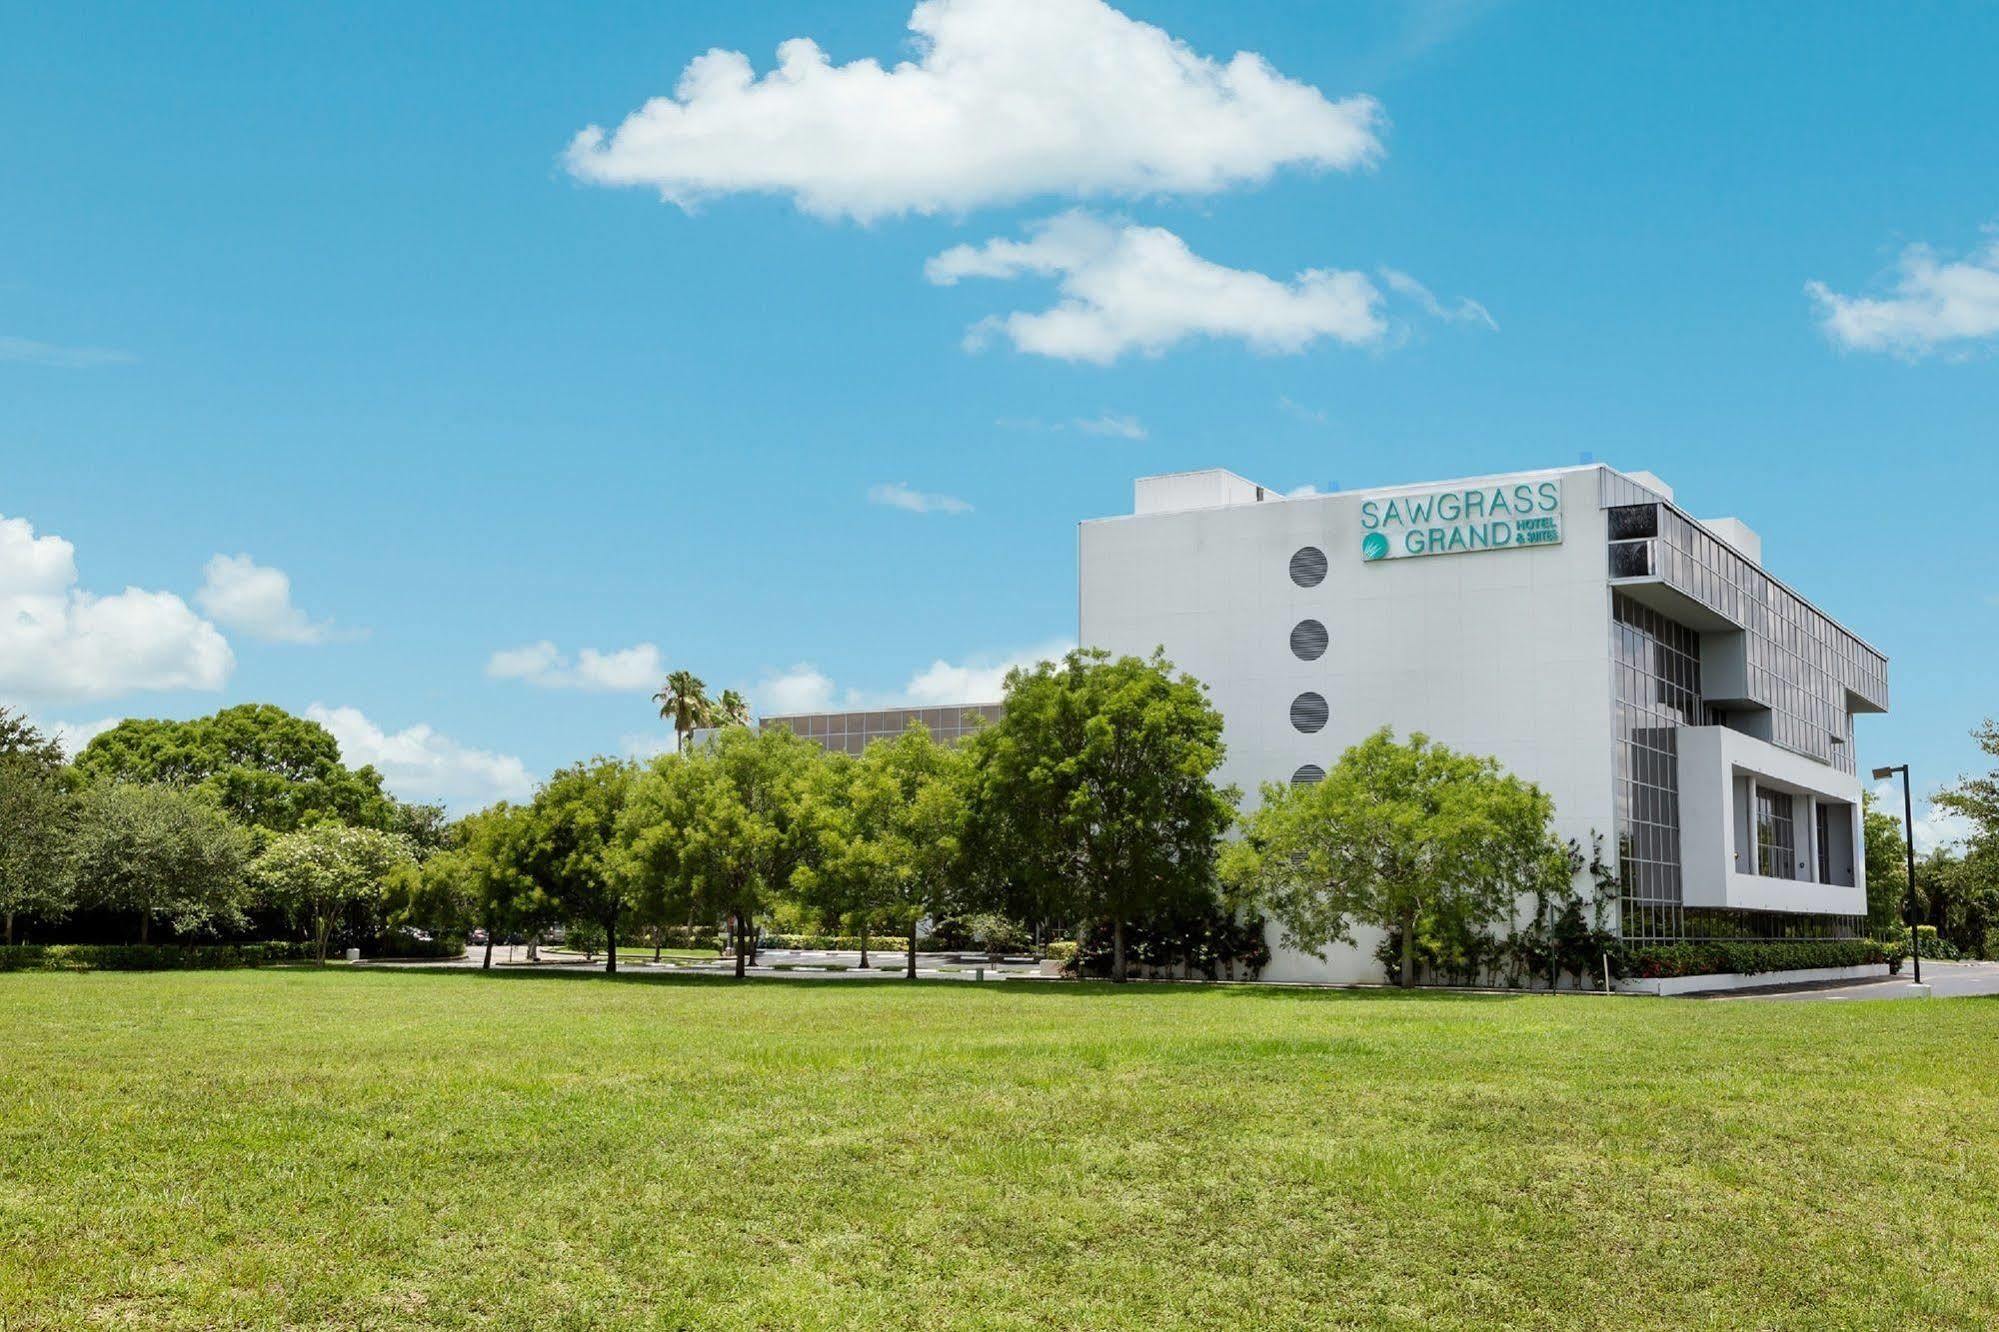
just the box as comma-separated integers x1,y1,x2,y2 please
370,946,1045,980
1723,959,1999,1002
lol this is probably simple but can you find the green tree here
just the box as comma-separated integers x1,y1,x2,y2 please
389,800,455,861
1911,845,1999,957
255,822,415,963
623,727,819,977
383,849,466,944
72,704,402,834
847,724,969,979
717,689,752,728
72,783,254,943
380,810,491,956
652,671,717,757
616,752,711,960
459,805,537,969
1862,792,1909,932
1938,718,1999,846
790,751,879,967
522,759,640,972
1222,728,1572,988
0,708,77,944
0,708,66,769
965,649,1236,982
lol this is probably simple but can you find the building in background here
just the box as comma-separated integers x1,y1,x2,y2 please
762,704,1004,756
1080,465,1888,984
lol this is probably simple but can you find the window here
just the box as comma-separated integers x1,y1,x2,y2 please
1609,504,1660,540
1609,541,1653,578
1600,468,1887,775
1290,619,1329,661
1289,546,1328,588
1612,594,1701,942
1289,692,1329,734
1757,788,1796,880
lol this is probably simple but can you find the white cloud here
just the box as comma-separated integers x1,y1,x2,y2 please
619,731,679,761
1074,412,1148,440
306,703,535,812
563,0,1381,223
750,640,1072,716
196,553,338,645
1870,781,1976,857
903,640,1072,704
1379,267,1497,329
486,640,664,691
1277,395,1330,425
0,514,232,703
927,211,1387,364
0,336,134,369
39,715,124,761
752,664,841,715
1808,229,1999,358
868,482,973,515
996,413,1149,438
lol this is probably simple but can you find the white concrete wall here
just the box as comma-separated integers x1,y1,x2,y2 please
1618,963,1887,996
1134,469,1270,515
1080,467,1616,983
1677,725,1866,916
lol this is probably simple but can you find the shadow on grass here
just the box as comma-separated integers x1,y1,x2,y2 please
1209,982,1531,1005
360,964,971,993
356,963,1529,1004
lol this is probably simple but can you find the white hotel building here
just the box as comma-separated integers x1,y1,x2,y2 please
1079,465,1889,984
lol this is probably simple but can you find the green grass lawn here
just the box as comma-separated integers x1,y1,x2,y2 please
5,971,1997,1330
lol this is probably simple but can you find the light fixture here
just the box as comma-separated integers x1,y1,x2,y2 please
1870,763,1921,988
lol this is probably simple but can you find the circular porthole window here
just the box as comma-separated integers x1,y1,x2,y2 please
1289,692,1329,734
1291,764,1326,786
1290,619,1329,661
1288,546,1327,588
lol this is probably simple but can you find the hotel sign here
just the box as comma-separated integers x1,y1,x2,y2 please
1360,479,1564,562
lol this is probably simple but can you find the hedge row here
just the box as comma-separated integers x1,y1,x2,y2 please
1914,926,1963,961
642,929,1010,954
1623,938,1889,980
373,935,465,960
760,934,920,953
0,942,319,972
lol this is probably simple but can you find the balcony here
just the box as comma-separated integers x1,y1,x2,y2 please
1675,726,1867,917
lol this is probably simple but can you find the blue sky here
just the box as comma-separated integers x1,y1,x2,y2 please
4,0,1996,833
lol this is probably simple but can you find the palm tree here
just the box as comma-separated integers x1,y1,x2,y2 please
717,689,752,727
652,670,716,756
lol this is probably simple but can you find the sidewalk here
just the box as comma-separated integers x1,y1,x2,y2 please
369,945,1047,981
1714,959,1999,1002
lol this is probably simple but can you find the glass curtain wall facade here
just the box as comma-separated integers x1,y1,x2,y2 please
1612,594,1702,943
1610,592,1866,943
762,704,1005,756
1603,469,1879,944
1601,471,1889,775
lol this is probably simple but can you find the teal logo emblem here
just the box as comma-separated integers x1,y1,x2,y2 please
1361,532,1389,562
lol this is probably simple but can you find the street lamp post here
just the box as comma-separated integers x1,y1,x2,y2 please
1871,763,1921,987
